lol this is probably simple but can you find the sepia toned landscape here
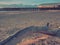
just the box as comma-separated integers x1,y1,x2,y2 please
0,0,60,45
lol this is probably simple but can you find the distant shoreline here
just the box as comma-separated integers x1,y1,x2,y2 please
0,7,60,11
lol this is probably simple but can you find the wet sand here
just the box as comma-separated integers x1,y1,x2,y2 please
0,10,60,42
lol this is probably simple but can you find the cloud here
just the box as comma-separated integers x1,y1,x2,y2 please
0,2,23,4
0,0,16,2
0,0,60,5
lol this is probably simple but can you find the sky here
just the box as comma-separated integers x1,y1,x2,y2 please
0,0,60,5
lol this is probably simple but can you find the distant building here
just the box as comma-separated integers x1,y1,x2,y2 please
58,5,60,7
